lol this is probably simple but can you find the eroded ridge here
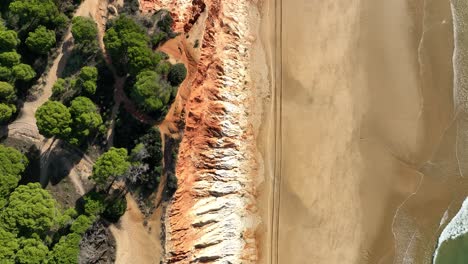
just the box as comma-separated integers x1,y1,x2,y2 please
150,0,262,263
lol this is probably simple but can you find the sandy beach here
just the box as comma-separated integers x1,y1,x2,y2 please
273,0,455,263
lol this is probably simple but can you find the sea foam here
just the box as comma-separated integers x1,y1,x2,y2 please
433,197,468,263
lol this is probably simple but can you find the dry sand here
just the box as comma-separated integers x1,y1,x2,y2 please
110,194,162,264
255,0,276,263
274,0,454,263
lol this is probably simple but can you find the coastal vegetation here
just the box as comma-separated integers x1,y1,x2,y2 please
0,0,187,262
104,13,186,119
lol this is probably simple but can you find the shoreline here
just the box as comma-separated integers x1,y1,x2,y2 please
251,0,276,262
433,0,468,262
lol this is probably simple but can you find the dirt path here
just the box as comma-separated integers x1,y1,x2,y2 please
109,194,162,264
6,0,101,196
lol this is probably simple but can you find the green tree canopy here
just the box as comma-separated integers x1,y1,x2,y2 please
0,51,21,67
127,45,160,76
156,11,174,34
79,66,98,81
77,66,97,94
15,238,49,264
51,78,66,97
71,16,98,52
69,96,103,139
47,233,81,264
104,15,153,75
12,64,35,81
9,0,61,29
1,183,58,237
35,100,72,139
156,60,171,76
0,145,28,205
83,191,106,217
131,70,173,113
0,229,19,262
25,26,56,54
0,30,19,51
0,81,16,102
0,103,16,123
168,63,187,86
57,208,77,228
91,147,130,189
70,215,92,235
0,66,12,81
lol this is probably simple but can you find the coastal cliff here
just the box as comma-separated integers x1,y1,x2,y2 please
141,0,265,262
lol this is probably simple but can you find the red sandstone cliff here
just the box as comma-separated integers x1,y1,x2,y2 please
142,0,263,262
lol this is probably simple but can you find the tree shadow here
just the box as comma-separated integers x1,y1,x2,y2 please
20,144,41,184
42,140,87,186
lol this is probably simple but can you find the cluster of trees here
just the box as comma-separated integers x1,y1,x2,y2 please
0,26,36,122
52,66,99,100
0,142,133,263
151,9,176,48
0,144,96,263
35,95,103,146
104,15,166,76
0,0,81,124
6,0,68,33
126,128,163,188
33,17,105,147
104,14,186,118
0,145,28,207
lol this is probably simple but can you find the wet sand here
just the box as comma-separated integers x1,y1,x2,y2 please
276,0,454,263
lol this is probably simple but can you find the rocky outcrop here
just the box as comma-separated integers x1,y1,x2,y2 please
141,0,263,263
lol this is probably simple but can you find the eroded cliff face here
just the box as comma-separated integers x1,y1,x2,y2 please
141,0,263,263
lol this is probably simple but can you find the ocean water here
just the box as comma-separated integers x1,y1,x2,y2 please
433,1,468,263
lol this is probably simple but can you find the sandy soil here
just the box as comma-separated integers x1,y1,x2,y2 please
274,0,455,263
110,194,162,264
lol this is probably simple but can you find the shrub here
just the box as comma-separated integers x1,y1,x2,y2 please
151,31,168,47
103,195,126,222
168,63,187,86
83,192,106,217
52,78,66,97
